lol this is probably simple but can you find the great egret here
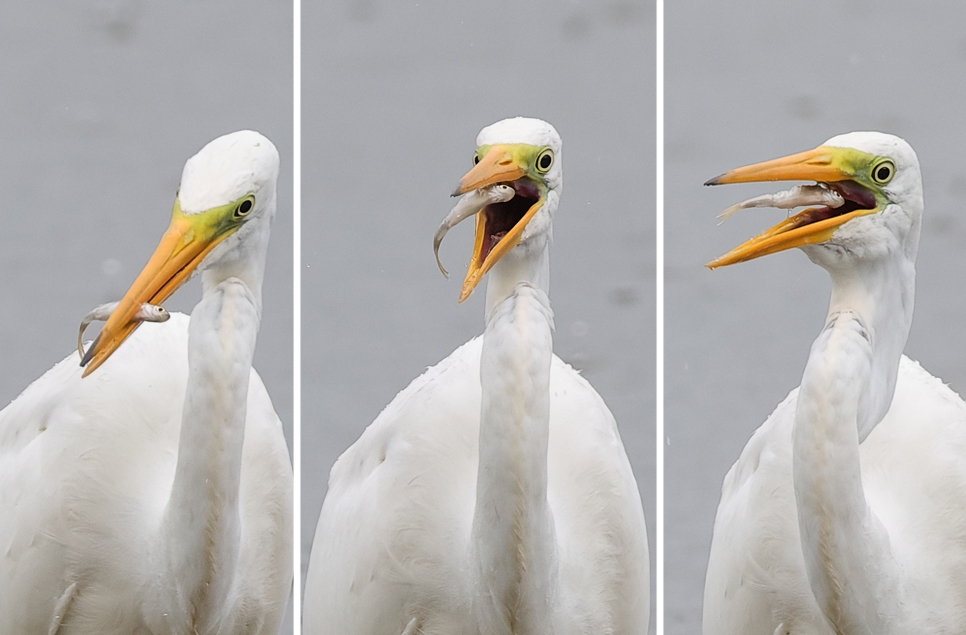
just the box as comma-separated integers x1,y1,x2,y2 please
0,130,293,634
702,132,966,634
304,117,648,633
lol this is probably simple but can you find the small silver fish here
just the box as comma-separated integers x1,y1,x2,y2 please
718,184,845,223
77,302,170,359
433,184,516,277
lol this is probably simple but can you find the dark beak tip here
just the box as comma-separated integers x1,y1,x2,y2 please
450,184,463,197
704,175,725,186
79,334,100,367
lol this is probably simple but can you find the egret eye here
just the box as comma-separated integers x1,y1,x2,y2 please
872,159,895,185
473,153,481,165
234,196,255,219
535,149,554,174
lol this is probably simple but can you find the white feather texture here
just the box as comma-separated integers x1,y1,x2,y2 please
0,131,292,634
304,118,648,634
703,132,966,634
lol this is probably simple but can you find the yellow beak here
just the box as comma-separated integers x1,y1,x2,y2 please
706,146,877,268
453,146,543,302
80,201,236,376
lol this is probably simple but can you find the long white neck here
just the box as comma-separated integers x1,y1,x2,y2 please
484,232,550,322
472,237,557,634
793,248,915,634
149,221,269,632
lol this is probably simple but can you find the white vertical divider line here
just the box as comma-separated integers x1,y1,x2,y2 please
292,0,302,629
655,0,665,632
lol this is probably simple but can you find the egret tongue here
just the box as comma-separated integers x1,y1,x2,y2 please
832,179,877,209
477,179,542,265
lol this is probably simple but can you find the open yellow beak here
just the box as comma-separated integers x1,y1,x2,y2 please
706,146,878,268
80,200,238,376
453,145,544,302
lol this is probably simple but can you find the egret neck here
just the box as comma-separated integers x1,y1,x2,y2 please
472,281,557,634
153,180,274,630
793,242,916,633
153,278,259,631
483,232,550,323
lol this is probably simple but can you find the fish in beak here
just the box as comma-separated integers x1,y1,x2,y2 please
706,145,890,268
80,194,254,376
434,143,552,301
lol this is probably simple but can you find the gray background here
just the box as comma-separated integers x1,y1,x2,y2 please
666,1,966,632
301,1,655,631
0,1,293,630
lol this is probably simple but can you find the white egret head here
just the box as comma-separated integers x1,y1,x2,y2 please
437,117,562,301
81,130,279,376
706,131,922,271
178,130,279,273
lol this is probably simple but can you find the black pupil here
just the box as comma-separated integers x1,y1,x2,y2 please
474,155,480,165
239,200,253,215
539,153,551,169
877,165,891,181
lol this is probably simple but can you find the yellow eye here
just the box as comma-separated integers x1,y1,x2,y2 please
535,148,554,173
871,159,895,185
473,153,481,165
234,195,256,219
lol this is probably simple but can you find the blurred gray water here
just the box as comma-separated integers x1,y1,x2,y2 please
301,1,655,631
667,2,966,632
0,2,293,630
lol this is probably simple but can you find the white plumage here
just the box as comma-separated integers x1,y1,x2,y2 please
703,132,966,634
705,356,966,634
304,118,648,634
0,131,292,634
